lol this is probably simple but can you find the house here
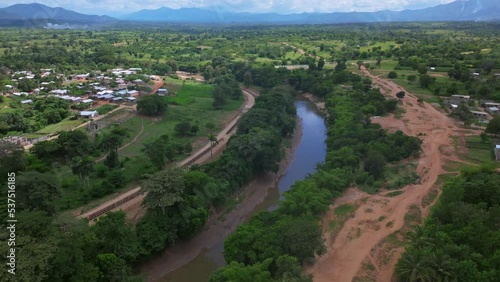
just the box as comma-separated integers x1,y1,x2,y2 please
446,95,470,105
487,107,500,116
128,90,139,96
472,72,480,77
449,104,458,111
496,145,500,161
21,99,33,104
126,97,137,103
483,102,500,108
129,68,142,72
80,111,99,118
82,99,94,104
470,110,489,119
117,83,128,90
430,67,436,71
5,85,13,89
157,88,168,96
112,97,123,103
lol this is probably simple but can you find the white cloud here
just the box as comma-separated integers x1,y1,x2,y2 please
0,0,458,15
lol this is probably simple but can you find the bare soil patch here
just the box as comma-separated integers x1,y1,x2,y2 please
308,66,471,282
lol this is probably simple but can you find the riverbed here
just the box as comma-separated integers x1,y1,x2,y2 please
142,100,327,282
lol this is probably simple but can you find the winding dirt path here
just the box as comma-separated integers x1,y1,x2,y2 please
95,118,145,162
78,89,257,222
308,67,469,282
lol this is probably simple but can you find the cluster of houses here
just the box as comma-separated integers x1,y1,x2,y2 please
2,67,165,120
445,95,500,121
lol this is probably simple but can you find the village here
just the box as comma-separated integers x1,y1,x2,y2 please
0,66,172,146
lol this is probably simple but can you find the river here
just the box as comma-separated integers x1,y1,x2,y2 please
147,100,327,282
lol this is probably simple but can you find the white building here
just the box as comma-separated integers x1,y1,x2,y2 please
80,111,99,118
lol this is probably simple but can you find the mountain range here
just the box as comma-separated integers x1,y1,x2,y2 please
125,0,500,23
0,0,499,26
0,3,116,26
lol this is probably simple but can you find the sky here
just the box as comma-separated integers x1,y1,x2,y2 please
0,0,457,16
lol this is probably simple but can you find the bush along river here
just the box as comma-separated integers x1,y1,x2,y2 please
142,100,327,282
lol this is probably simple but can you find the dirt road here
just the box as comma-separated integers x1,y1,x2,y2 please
308,67,471,281
78,89,257,222
149,75,164,94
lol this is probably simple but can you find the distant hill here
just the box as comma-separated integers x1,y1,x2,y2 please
0,3,117,26
125,0,500,23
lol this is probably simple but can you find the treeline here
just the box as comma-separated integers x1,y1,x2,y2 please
0,85,297,282
209,72,422,281
0,97,71,135
396,167,500,281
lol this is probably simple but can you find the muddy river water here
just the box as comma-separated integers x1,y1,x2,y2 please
146,100,327,282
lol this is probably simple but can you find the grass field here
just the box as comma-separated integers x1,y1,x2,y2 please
53,80,244,211
36,117,85,134
96,104,119,115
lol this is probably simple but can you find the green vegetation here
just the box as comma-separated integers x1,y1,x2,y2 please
211,58,421,281
1,21,498,282
95,104,118,115
396,167,500,281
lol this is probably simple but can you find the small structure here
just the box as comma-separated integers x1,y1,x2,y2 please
128,90,139,96
495,145,500,161
21,99,33,104
483,102,500,108
430,67,436,71
157,88,168,96
487,107,500,116
449,104,458,111
126,97,137,103
80,111,99,118
446,95,470,106
112,97,123,103
470,110,489,119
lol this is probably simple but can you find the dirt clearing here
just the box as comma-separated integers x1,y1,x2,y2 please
307,67,473,282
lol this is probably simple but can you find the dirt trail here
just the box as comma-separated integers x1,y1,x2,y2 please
78,89,257,222
308,67,468,282
149,75,164,94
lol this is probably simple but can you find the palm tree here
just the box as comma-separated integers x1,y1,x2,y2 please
71,156,95,188
396,249,435,282
428,251,456,282
208,133,218,156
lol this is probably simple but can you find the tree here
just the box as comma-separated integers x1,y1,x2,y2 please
17,171,60,214
141,134,173,169
396,250,435,282
95,253,129,282
419,74,435,88
388,71,398,79
318,58,325,70
174,121,192,136
56,130,93,159
396,91,406,99
140,168,186,214
137,95,167,116
356,60,363,70
99,127,127,168
0,141,26,182
92,212,140,262
407,75,417,84
208,133,219,156
243,71,253,87
418,64,428,75
71,156,94,188
364,150,386,179
485,116,500,136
